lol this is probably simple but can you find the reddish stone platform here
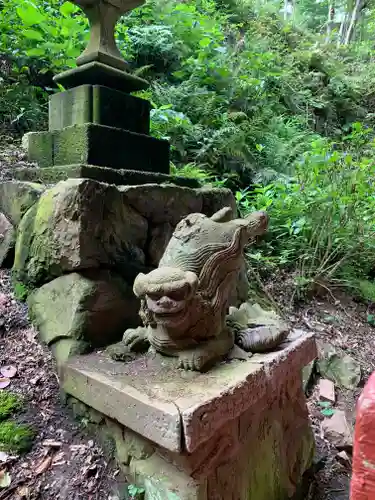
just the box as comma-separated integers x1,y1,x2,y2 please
61,329,317,500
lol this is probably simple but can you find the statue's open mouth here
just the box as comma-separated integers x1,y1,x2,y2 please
146,297,186,316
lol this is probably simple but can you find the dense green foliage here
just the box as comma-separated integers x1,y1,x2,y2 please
1,0,375,298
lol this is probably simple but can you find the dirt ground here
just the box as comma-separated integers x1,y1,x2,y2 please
2,135,375,499
0,270,128,500
265,273,375,500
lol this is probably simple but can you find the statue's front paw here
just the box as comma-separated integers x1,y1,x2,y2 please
123,326,149,353
178,351,209,372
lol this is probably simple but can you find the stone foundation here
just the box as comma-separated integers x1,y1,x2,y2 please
61,329,316,500
0,177,245,366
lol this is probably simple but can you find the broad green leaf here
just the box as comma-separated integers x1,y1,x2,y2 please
23,29,43,41
26,47,45,57
60,2,79,16
199,37,211,48
16,5,45,26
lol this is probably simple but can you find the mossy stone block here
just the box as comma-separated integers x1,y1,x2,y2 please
49,85,150,134
52,123,169,173
13,178,148,286
24,131,53,168
12,164,200,188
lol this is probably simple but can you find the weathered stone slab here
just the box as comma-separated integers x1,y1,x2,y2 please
178,329,316,453
0,213,15,268
61,330,316,454
119,184,203,225
13,178,148,286
0,181,45,226
49,85,150,134
54,61,148,93
119,185,236,226
28,270,140,351
61,358,181,452
11,164,200,188
27,123,169,173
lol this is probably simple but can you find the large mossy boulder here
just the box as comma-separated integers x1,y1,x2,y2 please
0,181,45,226
13,178,148,287
28,270,140,364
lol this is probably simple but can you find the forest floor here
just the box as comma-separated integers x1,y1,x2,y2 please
1,135,375,499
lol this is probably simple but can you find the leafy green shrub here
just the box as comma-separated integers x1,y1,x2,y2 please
239,124,375,294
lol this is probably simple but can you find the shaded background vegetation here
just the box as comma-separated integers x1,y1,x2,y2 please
1,0,375,300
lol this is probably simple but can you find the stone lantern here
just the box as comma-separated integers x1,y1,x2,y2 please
21,0,197,188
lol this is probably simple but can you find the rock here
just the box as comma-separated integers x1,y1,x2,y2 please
119,184,237,226
13,178,148,286
147,222,173,266
317,342,361,389
227,302,290,352
0,213,15,268
28,270,141,355
302,360,316,393
336,450,351,468
51,338,89,366
0,293,8,314
0,181,44,226
319,378,335,403
119,184,203,225
322,410,353,449
198,186,237,217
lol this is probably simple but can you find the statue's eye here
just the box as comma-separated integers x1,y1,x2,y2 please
147,293,160,301
169,289,187,301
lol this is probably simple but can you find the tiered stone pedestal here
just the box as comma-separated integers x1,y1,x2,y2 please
61,329,317,500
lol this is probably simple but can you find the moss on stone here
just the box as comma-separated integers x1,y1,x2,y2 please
0,391,23,422
0,421,35,453
13,187,59,286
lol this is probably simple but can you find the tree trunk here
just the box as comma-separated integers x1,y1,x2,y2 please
325,3,335,43
344,0,364,45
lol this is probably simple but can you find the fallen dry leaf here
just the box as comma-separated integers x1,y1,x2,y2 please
0,365,17,378
0,470,11,488
17,485,30,498
35,456,52,476
0,377,10,389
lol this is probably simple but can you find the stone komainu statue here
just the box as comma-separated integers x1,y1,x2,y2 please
114,206,269,372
